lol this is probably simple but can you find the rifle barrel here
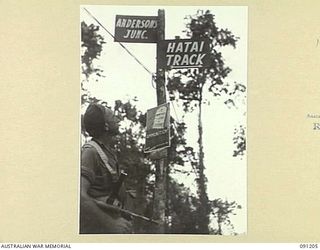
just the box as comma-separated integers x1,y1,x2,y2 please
94,200,160,224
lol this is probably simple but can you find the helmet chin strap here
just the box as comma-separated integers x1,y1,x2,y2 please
97,104,116,135
98,104,110,133
104,122,110,132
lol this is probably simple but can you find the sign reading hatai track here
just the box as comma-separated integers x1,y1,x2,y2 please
144,103,170,153
158,38,211,69
114,15,158,43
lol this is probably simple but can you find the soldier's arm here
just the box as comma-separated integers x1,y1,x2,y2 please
80,176,131,233
80,176,93,200
80,146,132,233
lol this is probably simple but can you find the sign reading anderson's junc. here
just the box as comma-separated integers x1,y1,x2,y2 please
114,15,158,43
158,38,211,69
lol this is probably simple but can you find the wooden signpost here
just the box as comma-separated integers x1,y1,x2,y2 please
113,9,210,233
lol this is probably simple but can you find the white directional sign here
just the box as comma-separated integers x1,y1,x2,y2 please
158,38,211,69
114,15,158,43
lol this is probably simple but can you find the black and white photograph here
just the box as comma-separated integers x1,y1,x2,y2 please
80,5,247,235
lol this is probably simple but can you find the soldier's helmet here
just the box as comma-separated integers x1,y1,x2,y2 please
83,103,107,138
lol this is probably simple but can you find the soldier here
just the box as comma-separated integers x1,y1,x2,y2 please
80,103,132,234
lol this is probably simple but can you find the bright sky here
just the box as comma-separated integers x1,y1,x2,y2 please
80,5,247,235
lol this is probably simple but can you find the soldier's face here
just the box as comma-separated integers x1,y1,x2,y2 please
104,108,120,135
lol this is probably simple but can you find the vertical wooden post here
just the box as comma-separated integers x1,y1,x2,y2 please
153,9,167,234
156,9,166,105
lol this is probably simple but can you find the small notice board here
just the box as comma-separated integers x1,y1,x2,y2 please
144,103,170,152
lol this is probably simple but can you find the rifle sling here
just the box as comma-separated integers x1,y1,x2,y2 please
85,140,118,179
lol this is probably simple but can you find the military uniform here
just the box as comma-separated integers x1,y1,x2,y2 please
80,138,129,233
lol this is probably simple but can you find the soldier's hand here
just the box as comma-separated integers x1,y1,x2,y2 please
113,217,132,234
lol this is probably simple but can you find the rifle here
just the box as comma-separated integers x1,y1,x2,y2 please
94,200,160,225
96,171,160,225
106,171,127,207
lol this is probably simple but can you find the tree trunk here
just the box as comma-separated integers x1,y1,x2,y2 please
197,97,210,234
218,222,222,235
